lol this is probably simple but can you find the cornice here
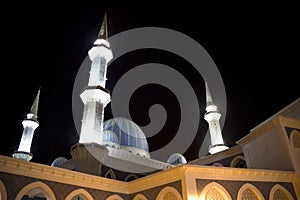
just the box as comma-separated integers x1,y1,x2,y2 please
0,155,128,193
237,115,300,146
0,155,296,195
184,164,296,182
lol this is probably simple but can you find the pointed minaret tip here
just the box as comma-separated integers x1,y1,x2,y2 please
205,80,214,107
97,13,108,40
30,88,41,116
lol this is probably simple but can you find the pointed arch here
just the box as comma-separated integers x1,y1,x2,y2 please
230,156,247,168
65,188,94,200
199,182,232,200
269,184,294,200
133,193,147,200
237,183,265,200
290,130,300,148
106,194,124,200
15,181,56,200
0,179,7,200
156,186,182,200
105,169,117,180
124,174,139,182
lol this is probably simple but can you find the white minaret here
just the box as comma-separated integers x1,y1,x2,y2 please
204,81,228,154
13,88,40,161
79,13,112,144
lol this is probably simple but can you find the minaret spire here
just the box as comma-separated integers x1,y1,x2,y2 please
98,13,108,40
13,88,41,161
78,13,113,144
30,87,40,119
205,80,214,107
204,81,228,154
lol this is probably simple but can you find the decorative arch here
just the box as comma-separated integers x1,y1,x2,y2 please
199,182,232,200
133,193,148,200
65,188,94,200
156,186,182,200
212,162,224,167
0,179,7,200
106,194,124,200
105,169,117,180
290,130,300,148
230,156,247,168
124,174,139,182
15,181,56,200
269,184,294,200
237,183,265,200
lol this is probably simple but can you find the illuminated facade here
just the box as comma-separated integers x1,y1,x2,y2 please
1,14,300,200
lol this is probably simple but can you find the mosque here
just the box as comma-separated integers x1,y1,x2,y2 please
0,14,299,200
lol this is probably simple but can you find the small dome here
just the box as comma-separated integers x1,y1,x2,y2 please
51,157,68,167
103,130,120,144
103,130,120,148
103,117,150,157
167,153,187,165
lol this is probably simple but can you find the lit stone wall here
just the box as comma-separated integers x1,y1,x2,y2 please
0,172,182,200
129,181,182,200
0,172,127,200
196,179,297,200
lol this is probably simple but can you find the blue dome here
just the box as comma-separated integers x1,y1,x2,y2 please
103,130,120,144
167,153,187,165
51,157,68,167
103,117,149,152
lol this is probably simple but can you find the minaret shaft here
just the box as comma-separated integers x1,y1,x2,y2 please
79,15,112,144
79,101,105,143
205,111,224,145
88,56,107,87
17,120,39,152
204,81,228,154
13,89,40,161
79,51,111,144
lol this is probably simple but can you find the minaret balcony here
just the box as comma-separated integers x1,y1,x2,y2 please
88,42,113,62
22,119,39,129
80,86,111,106
12,151,33,161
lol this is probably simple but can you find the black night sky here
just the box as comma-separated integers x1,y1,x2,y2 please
1,4,299,165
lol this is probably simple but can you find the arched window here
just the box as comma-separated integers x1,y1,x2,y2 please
237,183,265,200
106,194,124,200
65,189,94,200
15,181,56,200
199,182,232,200
156,186,182,200
0,179,7,200
290,130,300,148
105,169,117,180
133,194,148,200
269,184,294,200
230,156,247,168
124,174,139,182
